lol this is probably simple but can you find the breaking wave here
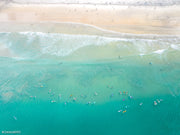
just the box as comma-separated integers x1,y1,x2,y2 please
0,32,179,60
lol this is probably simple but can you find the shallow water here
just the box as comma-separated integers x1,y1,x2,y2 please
0,32,180,135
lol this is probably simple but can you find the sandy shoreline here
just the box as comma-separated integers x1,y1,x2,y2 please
0,3,180,35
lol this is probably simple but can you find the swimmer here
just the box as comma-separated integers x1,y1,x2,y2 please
126,92,128,95
110,94,114,98
118,110,122,113
129,96,133,99
123,91,126,94
123,110,126,113
50,92,55,97
139,102,143,106
51,100,56,103
30,96,36,99
154,101,157,106
119,91,122,95
58,94,61,100
48,89,51,94
70,94,73,98
157,99,160,103
122,99,125,101
94,92,98,96
13,116,17,121
84,95,87,99
73,97,76,102
91,101,96,105
81,94,86,98
87,101,91,105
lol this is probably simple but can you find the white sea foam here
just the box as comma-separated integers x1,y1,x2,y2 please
153,49,166,54
171,44,180,50
139,53,145,56
0,32,179,58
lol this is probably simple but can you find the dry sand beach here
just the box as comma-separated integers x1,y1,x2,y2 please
0,1,180,35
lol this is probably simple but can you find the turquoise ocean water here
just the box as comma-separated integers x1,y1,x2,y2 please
0,32,180,135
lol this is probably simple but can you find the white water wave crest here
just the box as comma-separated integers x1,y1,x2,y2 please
0,32,179,59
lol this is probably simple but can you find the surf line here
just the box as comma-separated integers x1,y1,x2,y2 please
37,21,180,37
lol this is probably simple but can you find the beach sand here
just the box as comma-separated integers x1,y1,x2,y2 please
0,3,180,35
